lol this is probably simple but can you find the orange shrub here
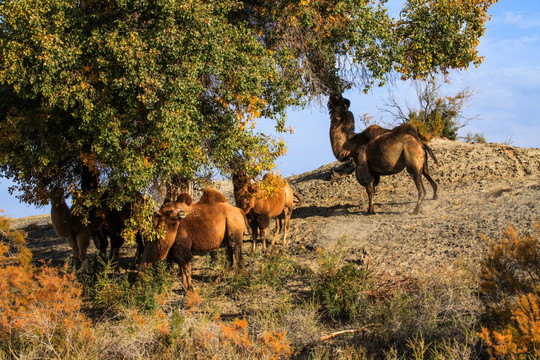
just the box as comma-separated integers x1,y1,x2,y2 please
0,215,95,358
478,224,540,359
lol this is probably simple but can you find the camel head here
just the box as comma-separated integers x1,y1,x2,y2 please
154,193,193,227
328,94,350,114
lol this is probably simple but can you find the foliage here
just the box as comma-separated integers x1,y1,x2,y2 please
312,245,374,320
0,0,497,215
382,76,478,140
255,172,288,199
219,251,300,293
478,224,540,359
0,215,95,359
464,132,487,144
80,259,175,313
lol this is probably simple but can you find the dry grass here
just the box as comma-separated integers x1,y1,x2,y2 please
3,213,539,359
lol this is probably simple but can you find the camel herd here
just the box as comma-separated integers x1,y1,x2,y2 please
50,94,439,290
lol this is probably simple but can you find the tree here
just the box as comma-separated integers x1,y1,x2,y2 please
0,0,497,213
381,76,478,140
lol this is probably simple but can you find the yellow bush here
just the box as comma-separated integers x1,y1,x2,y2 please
478,224,540,359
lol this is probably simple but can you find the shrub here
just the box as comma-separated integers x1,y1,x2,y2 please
0,215,96,359
311,239,381,321
464,132,487,144
478,224,540,359
80,259,175,313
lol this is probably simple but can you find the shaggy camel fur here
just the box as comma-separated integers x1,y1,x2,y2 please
142,189,245,291
328,94,391,162
328,94,357,162
347,123,438,214
232,170,302,252
50,192,93,269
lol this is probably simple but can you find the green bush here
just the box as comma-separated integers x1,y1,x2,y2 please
311,241,374,321
80,259,175,313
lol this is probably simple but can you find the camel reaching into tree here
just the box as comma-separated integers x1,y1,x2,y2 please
232,170,302,252
141,188,245,291
50,190,93,270
329,94,438,213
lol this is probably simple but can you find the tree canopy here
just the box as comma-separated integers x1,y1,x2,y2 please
0,0,497,209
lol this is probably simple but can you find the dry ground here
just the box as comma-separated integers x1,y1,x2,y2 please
10,138,540,277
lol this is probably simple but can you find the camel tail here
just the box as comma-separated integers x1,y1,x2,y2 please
293,191,303,206
423,143,438,166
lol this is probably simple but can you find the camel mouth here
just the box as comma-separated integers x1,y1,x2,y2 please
178,209,188,219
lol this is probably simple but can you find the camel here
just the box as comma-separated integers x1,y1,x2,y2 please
347,123,438,214
329,94,438,214
141,189,245,291
89,192,138,263
232,170,302,252
80,167,143,264
50,191,93,270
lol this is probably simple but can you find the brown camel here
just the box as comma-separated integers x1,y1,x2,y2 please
89,191,141,263
80,166,142,263
348,123,438,214
142,189,245,291
232,170,302,252
50,191,93,270
329,94,438,213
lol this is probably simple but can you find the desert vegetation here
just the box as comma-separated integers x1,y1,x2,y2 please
2,205,539,359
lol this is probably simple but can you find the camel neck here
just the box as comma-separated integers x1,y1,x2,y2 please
157,221,180,261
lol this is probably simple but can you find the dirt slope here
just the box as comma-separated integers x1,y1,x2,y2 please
11,138,540,274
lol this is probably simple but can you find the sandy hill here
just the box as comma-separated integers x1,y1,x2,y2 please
11,138,540,273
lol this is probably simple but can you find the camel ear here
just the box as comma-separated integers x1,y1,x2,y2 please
343,97,350,110
176,193,193,206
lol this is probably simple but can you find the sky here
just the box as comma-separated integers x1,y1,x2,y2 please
1,0,539,218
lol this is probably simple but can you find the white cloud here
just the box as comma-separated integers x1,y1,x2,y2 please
503,11,540,28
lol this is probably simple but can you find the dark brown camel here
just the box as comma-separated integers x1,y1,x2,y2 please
50,190,93,270
142,189,245,291
329,94,438,213
232,170,302,252
80,166,143,263
88,191,142,263
347,123,438,214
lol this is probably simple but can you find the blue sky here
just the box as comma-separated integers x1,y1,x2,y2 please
1,0,539,218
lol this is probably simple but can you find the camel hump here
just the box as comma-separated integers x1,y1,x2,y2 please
176,192,193,206
198,187,228,204
392,123,419,138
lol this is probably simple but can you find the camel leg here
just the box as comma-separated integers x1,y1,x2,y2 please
67,235,80,269
250,217,259,252
364,182,376,214
282,207,292,246
261,228,268,253
270,217,282,250
76,232,91,272
354,158,376,214
180,263,192,291
94,231,108,259
109,233,124,263
423,167,438,200
409,170,426,215
227,229,244,269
